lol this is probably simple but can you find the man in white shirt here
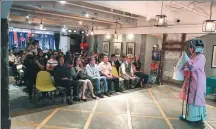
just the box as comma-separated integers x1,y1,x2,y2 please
120,54,140,89
98,55,119,94
86,56,110,98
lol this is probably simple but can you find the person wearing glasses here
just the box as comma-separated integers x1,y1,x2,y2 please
120,54,140,89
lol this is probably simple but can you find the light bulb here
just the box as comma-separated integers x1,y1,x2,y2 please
78,21,82,25
205,22,215,31
26,15,30,19
73,29,77,33
59,1,66,4
28,21,31,24
62,28,66,33
158,17,165,25
68,29,72,33
39,23,43,29
90,31,94,35
128,34,134,40
106,34,111,39
85,13,89,18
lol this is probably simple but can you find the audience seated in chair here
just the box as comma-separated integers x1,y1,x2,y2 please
70,57,97,101
109,54,121,74
86,56,110,98
46,51,58,75
53,55,73,105
99,55,119,94
120,54,140,89
132,55,149,87
37,50,47,71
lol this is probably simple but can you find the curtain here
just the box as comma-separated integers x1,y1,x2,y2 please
8,31,55,50
8,32,14,50
34,33,55,50
54,32,60,50
16,32,28,50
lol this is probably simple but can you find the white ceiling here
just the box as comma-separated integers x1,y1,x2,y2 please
8,1,216,35
87,1,216,25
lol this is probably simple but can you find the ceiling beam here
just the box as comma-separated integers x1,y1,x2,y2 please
11,6,117,25
94,24,216,34
171,1,209,18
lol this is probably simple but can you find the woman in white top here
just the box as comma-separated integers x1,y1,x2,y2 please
71,57,97,101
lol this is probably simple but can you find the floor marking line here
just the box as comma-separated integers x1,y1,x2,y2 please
127,99,132,129
131,115,164,119
35,108,59,129
204,121,215,129
166,86,178,98
83,100,98,129
59,108,91,113
148,89,175,129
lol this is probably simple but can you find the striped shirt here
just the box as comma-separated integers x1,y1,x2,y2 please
46,59,58,70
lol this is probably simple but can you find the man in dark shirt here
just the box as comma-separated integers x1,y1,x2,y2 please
109,54,121,74
53,55,73,105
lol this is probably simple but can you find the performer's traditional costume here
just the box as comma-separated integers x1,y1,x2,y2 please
179,39,207,122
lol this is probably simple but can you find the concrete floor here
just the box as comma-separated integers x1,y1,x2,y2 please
11,85,216,129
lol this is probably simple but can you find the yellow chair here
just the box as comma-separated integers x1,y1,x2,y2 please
36,71,56,92
35,71,56,103
112,66,125,92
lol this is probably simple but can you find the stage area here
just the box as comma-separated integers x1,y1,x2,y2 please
11,85,216,129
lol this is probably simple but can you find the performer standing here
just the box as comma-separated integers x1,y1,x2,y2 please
179,39,207,122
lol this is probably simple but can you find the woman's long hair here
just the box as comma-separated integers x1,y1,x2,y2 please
74,57,84,68
134,55,140,63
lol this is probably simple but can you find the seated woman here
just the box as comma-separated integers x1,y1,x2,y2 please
70,57,97,101
132,55,149,87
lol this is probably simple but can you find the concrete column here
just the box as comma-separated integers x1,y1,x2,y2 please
88,35,95,56
1,1,13,129
140,34,147,71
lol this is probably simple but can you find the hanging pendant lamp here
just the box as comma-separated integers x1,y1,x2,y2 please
154,1,167,27
202,1,216,32
113,22,118,39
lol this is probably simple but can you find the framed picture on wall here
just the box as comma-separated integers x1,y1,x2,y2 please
113,42,123,57
102,41,110,55
211,45,216,68
126,42,135,56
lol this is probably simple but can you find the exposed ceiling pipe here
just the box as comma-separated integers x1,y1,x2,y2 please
171,1,209,18
9,16,86,29
10,13,95,27
11,7,117,25
62,1,146,20
94,23,205,30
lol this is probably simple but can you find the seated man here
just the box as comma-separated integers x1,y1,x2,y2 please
120,54,140,89
110,54,121,71
99,55,119,94
53,55,73,105
86,56,110,98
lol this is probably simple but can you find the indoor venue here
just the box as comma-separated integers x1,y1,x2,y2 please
1,1,216,129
